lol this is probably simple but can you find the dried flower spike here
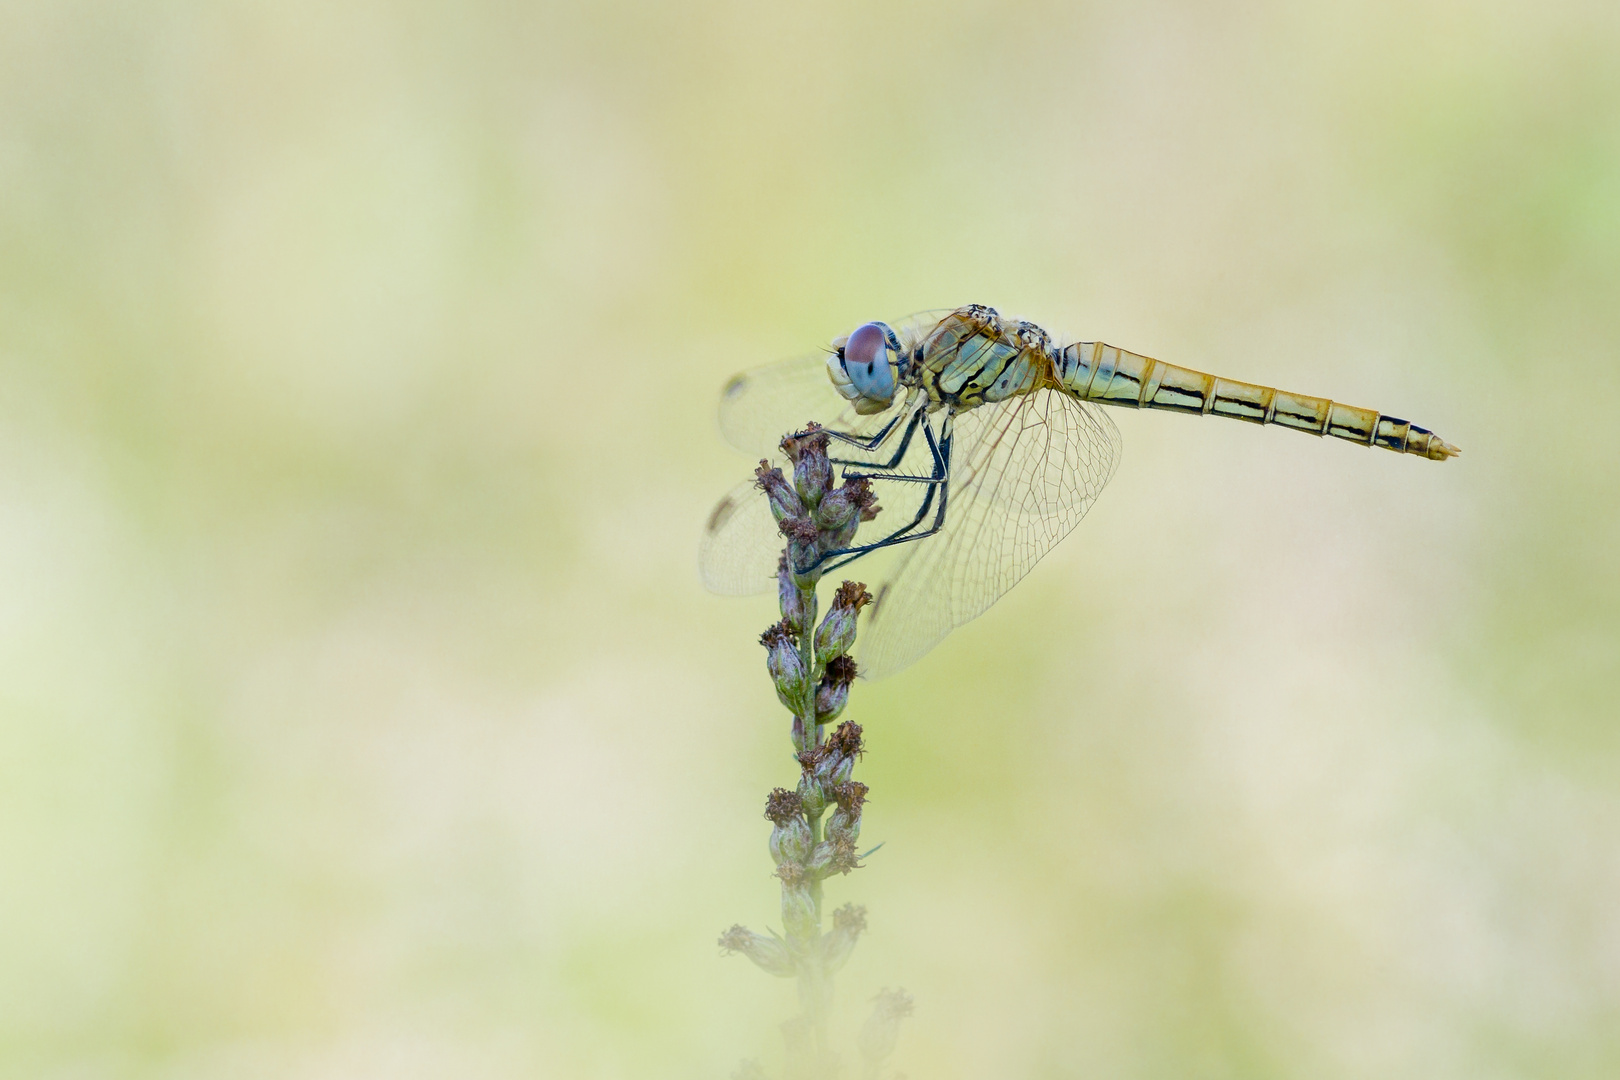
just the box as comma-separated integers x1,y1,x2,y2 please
720,422,896,1076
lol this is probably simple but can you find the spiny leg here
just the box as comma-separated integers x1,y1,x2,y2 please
819,431,954,574
798,418,955,575
830,404,926,471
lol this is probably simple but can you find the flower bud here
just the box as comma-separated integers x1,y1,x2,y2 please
765,787,811,866
796,771,826,817
813,720,863,785
779,873,817,940
784,425,832,508
826,808,861,847
804,839,836,876
814,477,877,531
770,818,812,865
822,903,867,974
777,554,807,631
826,783,865,847
760,621,807,709
718,924,797,978
827,834,862,874
814,582,872,662
857,988,914,1068
815,655,858,725
754,461,805,523
776,516,822,584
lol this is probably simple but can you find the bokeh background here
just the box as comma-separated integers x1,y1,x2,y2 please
3,1,1618,1077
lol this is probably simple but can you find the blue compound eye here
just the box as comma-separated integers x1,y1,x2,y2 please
843,322,896,404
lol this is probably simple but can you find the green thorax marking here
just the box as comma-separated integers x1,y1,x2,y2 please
914,307,1050,410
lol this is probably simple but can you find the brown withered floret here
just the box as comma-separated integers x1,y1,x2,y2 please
870,987,914,1021
830,780,869,815
754,461,804,520
832,580,874,612
718,925,753,953
775,861,807,886
844,476,882,523
777,516,820,544
759,620,795,649
832,903,868,935
826,720,865,759
828,834,863,875
779,422,828,462
764,786,804,824
823,655,859,687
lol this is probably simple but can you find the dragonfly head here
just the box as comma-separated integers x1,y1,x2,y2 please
828,321,900,414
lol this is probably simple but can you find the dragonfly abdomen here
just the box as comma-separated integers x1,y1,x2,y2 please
1053,342,1459,461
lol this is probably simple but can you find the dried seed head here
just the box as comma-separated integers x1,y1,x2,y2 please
824,653,858,688
833,903,868,935
827,833,862,875
777,515,820,546
754,461,805,523
718,925,797,978
830,780,869,816
826,719,865,759
763,786,803,825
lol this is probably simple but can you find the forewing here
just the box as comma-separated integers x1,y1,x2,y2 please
858,389,1122,679
698,474,783,596
718,354,901,458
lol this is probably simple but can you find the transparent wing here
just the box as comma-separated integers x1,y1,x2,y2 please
718,354,904,458
698,473,782,596
858,389,1123,679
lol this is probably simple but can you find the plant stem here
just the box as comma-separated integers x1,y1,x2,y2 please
794,577,830,1064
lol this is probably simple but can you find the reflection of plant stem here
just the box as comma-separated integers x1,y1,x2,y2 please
719,426,910,1079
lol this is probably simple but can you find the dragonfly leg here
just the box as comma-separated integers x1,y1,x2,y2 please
818,432,954,573
795,391,927,462
795,419,954,575
827,403,925,470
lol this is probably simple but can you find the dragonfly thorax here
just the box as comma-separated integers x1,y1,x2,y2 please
914,305,1052,410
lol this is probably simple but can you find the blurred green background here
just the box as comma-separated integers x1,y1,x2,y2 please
2,1,1617,1077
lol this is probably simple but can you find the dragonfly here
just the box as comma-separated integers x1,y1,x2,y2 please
700,304,1459,679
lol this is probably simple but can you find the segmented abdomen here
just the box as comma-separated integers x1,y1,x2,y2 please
1053,342,1459,461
